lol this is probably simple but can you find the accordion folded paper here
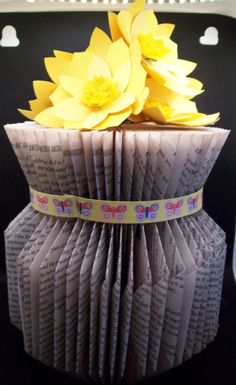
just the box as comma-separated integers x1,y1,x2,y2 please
5,206,226,384
4,122,229,384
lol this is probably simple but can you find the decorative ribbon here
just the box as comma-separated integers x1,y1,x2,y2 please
30,186,203,224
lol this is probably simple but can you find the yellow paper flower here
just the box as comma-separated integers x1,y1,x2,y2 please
109,0,219,126
108,0,203,97
108,0,177,68
143,59,204,99
19,31,148,130
132,78,219,127
18,0,220,129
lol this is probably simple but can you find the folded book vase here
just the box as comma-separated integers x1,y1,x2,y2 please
4,122,229,384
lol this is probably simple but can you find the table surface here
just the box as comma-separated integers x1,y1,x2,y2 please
0,265,235,385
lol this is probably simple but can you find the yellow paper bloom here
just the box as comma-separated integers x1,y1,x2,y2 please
108,0,203,98
143,59,204,99
18,1,220,129
109,0,219,126
51,29,148,130
18,33,148,130
109,0,175,58
136,78,219,127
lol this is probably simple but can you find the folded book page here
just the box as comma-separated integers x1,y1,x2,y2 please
65,220,93,373
109,226,123,382
115,226,134,384
178,217,204,360
125,226,152,383
30,218,59,358
89,224,109,381
3,122,229,385
16,213,44,352
38,220,73,366
53,220,82,370
145,224,170,376
98,226,115,382
76,223,101,377
4,205,37,329
169,220,197,366
157,222,185,373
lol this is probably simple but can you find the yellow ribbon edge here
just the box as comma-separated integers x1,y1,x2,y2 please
30,186,203,224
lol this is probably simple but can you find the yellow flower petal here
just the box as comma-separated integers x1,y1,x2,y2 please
82,110,108,129
105,92,135,114
87,55,111,80
129,37,142,64
132,86,149,115
107,38,130,74
117,10,132,43
189,112,220,126
44,57,71,85
93,107,132,130
171,99,198,114
155,24,175,38
49,86,71,106
63,121,82,129
70,52,93,79
150,60,188,85
146,78,198,112
145,60,204,98
143,106,167,124
131,10,157,36
54,97,90,121
87,27,112,59
177,60,197,76
167,82,204,98
127,63,147,97
113,62,131,93
128,0,146,19
59,75,84,97
29,99,51,114
167,113,204,122
35,107,63,128
53,50,73,61
169,112,220,126
108,11,122,41
146,78,175,102
187,77,204,90
33,81,56,101
18,108,36,120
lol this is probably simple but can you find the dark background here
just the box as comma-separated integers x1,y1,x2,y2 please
0,10,235,385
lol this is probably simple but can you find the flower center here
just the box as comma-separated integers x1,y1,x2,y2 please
138,34,171,60
81,76,119,108
145,99,173,117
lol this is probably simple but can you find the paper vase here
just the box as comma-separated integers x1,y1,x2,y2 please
4,122,229,384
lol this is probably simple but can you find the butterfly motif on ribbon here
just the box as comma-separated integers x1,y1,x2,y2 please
37,195,48,211
134,203,159,222
100,204,127,221
165,199,183,217
188,195,199,211
77,201,93,218
53,199,73,215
